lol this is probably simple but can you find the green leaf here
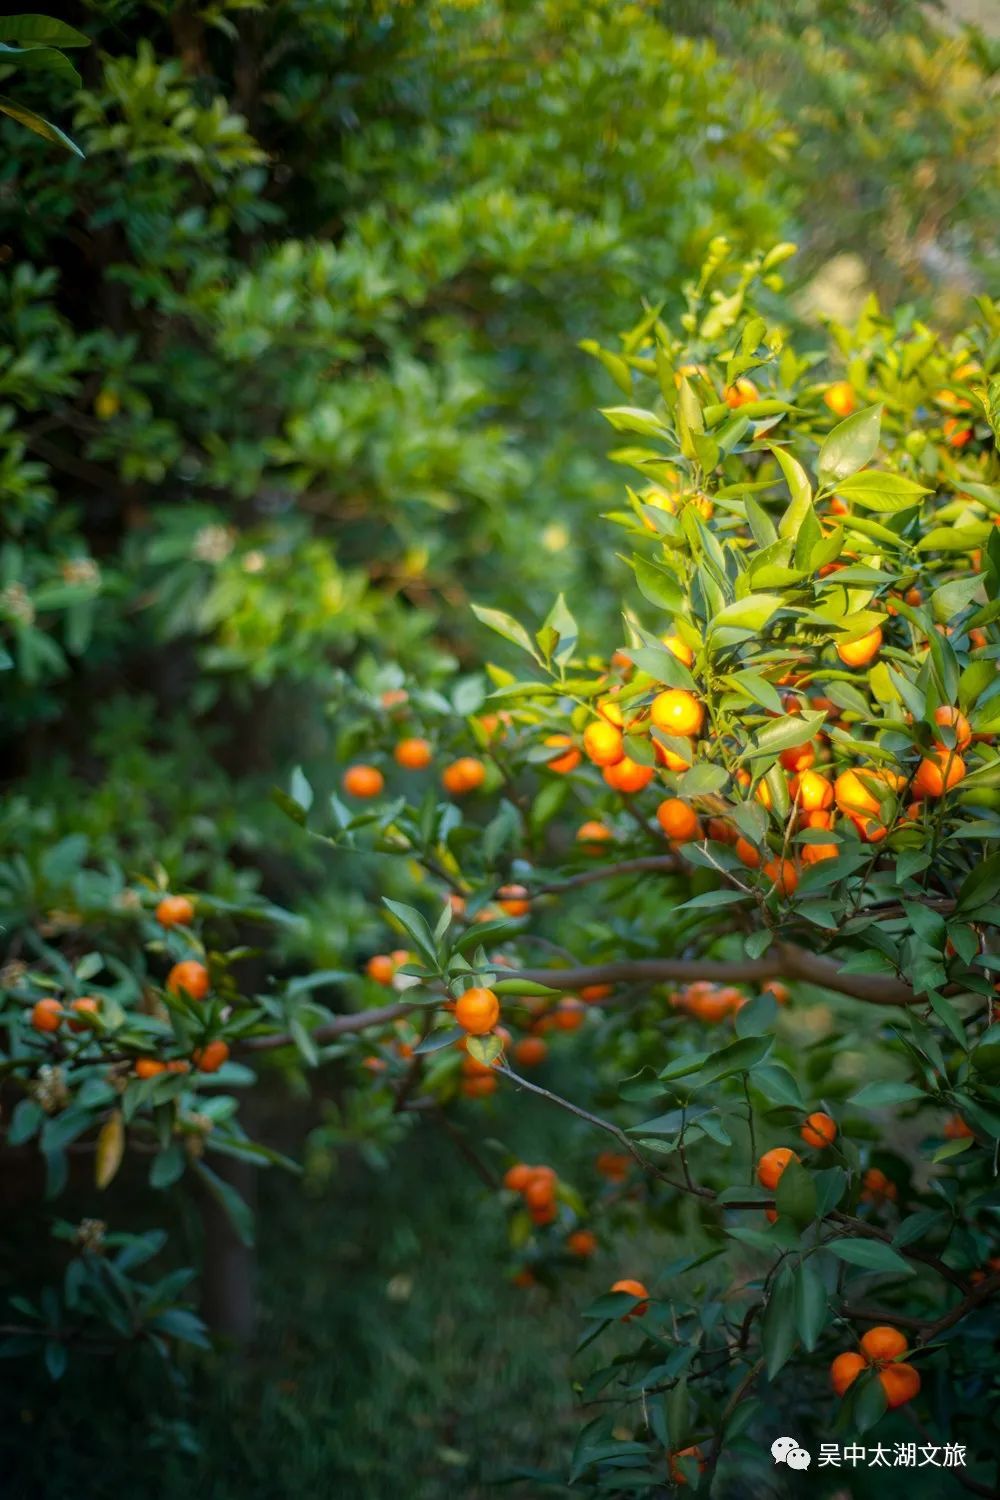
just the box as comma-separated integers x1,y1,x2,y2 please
849,1081,926,1108
192,1162,255,1247
708,593,784,637
793,1260,828,1351
471,605,538,658
761,1268,797,1377
826,1238,914,1276
818,405,882,484
692,1034,773,1087
835,471,928,512
382,899,438,965
0,95,83,155
775,1158,818,1226
632,556,684,614
0,16,90,46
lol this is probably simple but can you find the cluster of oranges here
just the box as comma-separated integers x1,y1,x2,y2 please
341,744,487,802
830,1326,921,1409
503,1162,561,1225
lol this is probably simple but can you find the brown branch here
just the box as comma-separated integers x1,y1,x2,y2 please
240,999,418,1051
530,855,679,896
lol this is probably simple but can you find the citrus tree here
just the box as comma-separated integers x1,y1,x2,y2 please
266,240,1000,1490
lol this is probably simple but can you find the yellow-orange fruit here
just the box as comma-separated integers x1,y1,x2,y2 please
442,757,486,795
860,1325,908,1362
342,764,384,798
156,894,195,928
498,884,530,917
656,798,700,842
544,734,581,774
669,1447,706,1486
462,1073,497,1098
394,737,433,770
762,979,790,1005
504,1163,533,1192
837,626,883,668
757,1146,798,1190
166,959,209,1001
603,756,655,793
583,718,624,767
652,737,693,772
366,954,397,985
595,1151,630,1181
68,996,100,1033
879,1362,921,1409
802,837,839,865
724,377,758,408
763,858,798,896
913,750,966,799
780,742,815,773
514,1036,548,1068
795,770,833,811
454,986,500,1035
735,836,761,869
567,1229,597,1258
610,1278,649,1318
831,1351,866,1397
193,1039,229,1073
861,1167,897,1203
933,706,971,751
801,1111,837,1148
576,820,612,850
834,769,882,818
944,415,973,447
650,689,704,738
135,1056,167,1079
31,998,63,1033
943,1114,974,1140
663,634,695,666
581,984,612,1003
552,997,585,1031
824,381,856,417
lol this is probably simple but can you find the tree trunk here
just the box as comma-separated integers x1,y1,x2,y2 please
198,1156,258,1345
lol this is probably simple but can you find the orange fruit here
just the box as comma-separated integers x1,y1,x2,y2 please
763,858,798,896
913,750,965,799
381,689,408,708
780,742,815,773
650,689,704,738
166,960,209,1001
504,1163,533,1192
933,705,972,750
762,979,790,1005
830,1350,866,1397
603,756,655,793
802,837,839,865
524,1174,556,1210
454,986,500,1035
861,1167,897,1203
135,1057,168,1078
567,1229,597,1257
155,894,195,928
801,1111,837,1148
943,1114,974,1140
498,884,530,917
824,381,856,417
462,1073,497,1098
757,1146,798,1190
68,996,100,1033
735,836,761,869
394,737,433,769
611,1278,649,1317
663,634,694,666
794,770,833,811
944,416,973,447
834,769,882,818
193,1039,230,1073
552,997,585,1031
366,954,397,985
669,1447,706,1485
583,719,624,767
879,1362,921,1409
31,998,63,1033
165,1059,191,1074
544,734,581,774
581,984,612,1003
860,1325,907,1362
512,1269,535,1288
576,820,612,850
837,625,883,668
514,1036,548,1067
442,757,486,795
723,377,758,408
596,1151,630,1182
656,798,700,842
342,764,384,798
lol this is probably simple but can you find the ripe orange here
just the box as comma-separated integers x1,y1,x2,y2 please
596,1151,630,1182
381,689,408,709
723,377,758,408
366,954,397,985
567,1229,597,1257
763,858,798,896
656,798,700,841
663,634,694,666
544,734,581,774
879,1362,921,1409
454,986,500,1035
913,749,966,799
834,769,881,818
498,884,530,917
512,1269,535,1288
836,625,883,668
860,1325,907,1363
756,1146,798,1191
652,738,693,772
342,764,384,798
933,705,972,751
830,1350,866,1397
824,381,856,417
193,1039,230,1073
135,1057,167,1079
581,984,612,1003
504,1163,533,1192
514,1036,548,1067
794,770,833,811
611,1278,649,1318
801,1111,837,1148
602,756,654,794
650,689,704,738
31,998,63,1033
394,737,433,770
576,820,612,850
552,997,585,1031
780,742,815,773
68,996,100,1033
735,836,761,869
524,1175,556,1210
462,1073,497,1098
762,979,790,1005
706,816,737,843
155,894,195,928
165,1059,190,1074
166,960,210,1001
668,1447,706,1485
861,1166,897,1203
944,415,973,447
943,1114,974,1140
442,757,486,795
583,718,624,767
802,837,839,865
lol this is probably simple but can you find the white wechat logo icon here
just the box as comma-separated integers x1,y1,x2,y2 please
772,1436,812,1470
